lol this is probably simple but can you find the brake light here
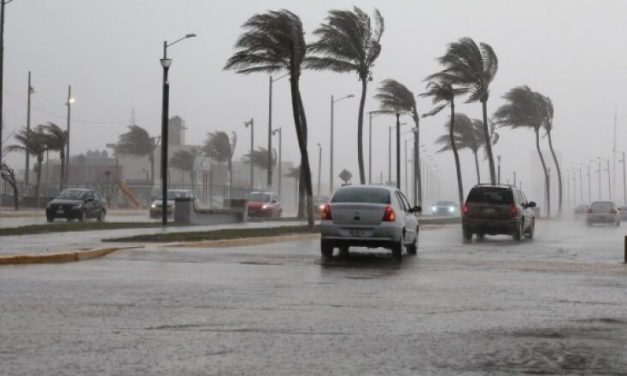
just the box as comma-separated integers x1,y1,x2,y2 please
462,203,469,215
510,204,519,218
321,204,332,220
382,205,396,222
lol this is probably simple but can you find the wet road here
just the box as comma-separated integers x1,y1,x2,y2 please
0,212,154,228
1,220,626,375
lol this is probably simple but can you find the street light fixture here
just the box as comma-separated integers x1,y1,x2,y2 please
65,86,75,187
329,94,354,194
267,73,288,189
244,119,254,190
160,32,196,226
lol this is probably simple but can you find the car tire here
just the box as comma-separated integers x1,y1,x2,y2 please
526,221,535,239
321,240,334,258
476,233,485,241
46,215,54,223
463,228,473,242
391,235,404,260
513,222,523,242
406,233,418,255
339,246,350,257
97,210,106,222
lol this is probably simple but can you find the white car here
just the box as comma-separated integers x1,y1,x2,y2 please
320,185,421,259
586,201,620,226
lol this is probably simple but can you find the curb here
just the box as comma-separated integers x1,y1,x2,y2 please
168,233,321,249
0,246,142,266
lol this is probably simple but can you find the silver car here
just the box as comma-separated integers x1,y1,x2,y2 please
586,201,620,226
320,185,421,259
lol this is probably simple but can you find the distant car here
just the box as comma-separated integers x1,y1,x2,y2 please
586,201,620,226
149,189,197,218
45,188,106,222
246,191,282,218
462,184,536,242
431,200,458,216
313,195,330,217
618,206,627,221
320,185,421,259
574,204,589,217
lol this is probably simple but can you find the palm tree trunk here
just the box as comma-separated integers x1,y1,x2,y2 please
298,166,305,218
36,155,43,208
290,74,314,227
357,78,368,184
149,152,155,188
450,104,464,210
412,112,422,206
481,100,496,184
547,130,562,216
473,151,481,184
535,128,551,218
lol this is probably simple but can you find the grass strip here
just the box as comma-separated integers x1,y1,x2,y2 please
103,225,320,243
0,222,163,237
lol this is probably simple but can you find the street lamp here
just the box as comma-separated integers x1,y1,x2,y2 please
272,127,282,198
497,155,502,184
329,94,353,194
65,86,75,187
160,32,196,226
25,71,34,190
0,0,14,194
267,73,288,189
619,151,626,206
367,110,385,184
317,143,322,195
388,121,407,187
244,118,254,190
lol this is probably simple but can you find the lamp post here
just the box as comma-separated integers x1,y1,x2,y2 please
160,32,196,226
587,164,591,203
404,138,408,193
620,151,626,206
513,171,517,187
497,155,502,184
272,127,282,198
0,0,13,190
267,73,288,189
25,71,34,190
317,143,322,195
65,86,74,187
244,118,254,190
596,157,602,200
329,94,353,194
395,113,401,189
368,110,385,184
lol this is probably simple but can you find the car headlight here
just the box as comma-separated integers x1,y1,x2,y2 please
262,204,269,209
319,205,325,210
431,206,437,212
71,204,82,209
448,207,455,213
151,204,156,208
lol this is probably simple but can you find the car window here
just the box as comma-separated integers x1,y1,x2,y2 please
397,191,412,211
394,192,407,211
331,187,390,204
591,201,615,209
85,191,94,200
467,187,514,204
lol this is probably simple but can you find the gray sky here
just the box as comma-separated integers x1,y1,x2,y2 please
3,0,627,200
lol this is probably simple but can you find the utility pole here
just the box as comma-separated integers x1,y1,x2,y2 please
267,75,273,189
587,165,591,203
597,158,602,200
245,118,254,190
497,155,502,184
272,127,282,198
396,113,401,190
606,158,611,200
388,126,392,186
25,71,33,190
513,171,517,187
317,143,322,195
65,85,73,186
404,139,408,193
622,152,626,206
0,0,12,193
579,167,583,204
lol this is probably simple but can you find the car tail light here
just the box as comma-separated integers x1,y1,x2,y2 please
510,204,519,218
462,203,469,216
587,208,593,214
611,208,618,214
382,205,396,222
321,204,332,220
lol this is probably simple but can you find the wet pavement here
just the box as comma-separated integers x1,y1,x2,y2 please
1,220,626,375
0,212,154,228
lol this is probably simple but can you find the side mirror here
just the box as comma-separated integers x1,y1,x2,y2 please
410,205,422,213
527,201,536,208
271,200,277,204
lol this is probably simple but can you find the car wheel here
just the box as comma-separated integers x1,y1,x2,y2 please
463,228,473,242
391,235,404,260
321,240,334,258
406,233,418,255
476,233,485,241
339,246,349,257
513,222,523,242
97,210,106,222
526,221,535,239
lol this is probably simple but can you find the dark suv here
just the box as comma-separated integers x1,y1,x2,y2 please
462,184,536,241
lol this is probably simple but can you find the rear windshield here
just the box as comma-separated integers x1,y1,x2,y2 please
247,193,271,202
331,188,390,204
435,201,456,206
467,187,513,204
591,201,614,209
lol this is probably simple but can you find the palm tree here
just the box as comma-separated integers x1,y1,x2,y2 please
428,37,499,184
170,149,198,188
539,94,562,216
0,162,18,210
307,7,384,184
374,78,422,204
115,125,158,187
41,122,67,190
8,126,47,207
244,147,277,171
435,114,485,184
225,9,315,227
421,80,467,209
202,131,236,188
493,85,551,217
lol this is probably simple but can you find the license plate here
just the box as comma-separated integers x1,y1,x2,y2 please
483,208,495,214
350,229,365,237
57,209,64,214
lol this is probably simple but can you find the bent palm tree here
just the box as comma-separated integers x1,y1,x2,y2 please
428,37,499,184
203,131,237,188
244,147,277,171
421,80,467,209
539,94,562,216
494,85,551,217
374,79,421,205
8,126,47,207
41,122,68,190
307,7,384,184
225,10,315,227
115,125,158,187
435,114,485,184
170,149,198,188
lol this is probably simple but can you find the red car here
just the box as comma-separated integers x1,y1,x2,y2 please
246,192,282,218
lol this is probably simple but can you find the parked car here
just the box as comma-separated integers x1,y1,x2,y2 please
149,189,197,218
431,200,459,216
462,184,536,242
246,191,282,218
586,201,620,226
320,185,421,259
45,188,106,222
313,195,330,217
574,204,589,218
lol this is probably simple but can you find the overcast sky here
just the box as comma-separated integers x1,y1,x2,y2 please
3,0,626,200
